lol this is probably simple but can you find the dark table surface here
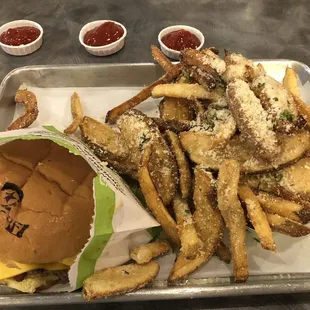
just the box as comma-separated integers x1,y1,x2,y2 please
1,0,310,309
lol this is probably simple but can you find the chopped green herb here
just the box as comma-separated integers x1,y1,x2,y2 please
158,158,165,165
182,70,190,80
258,82,265,88
275,173,283,183
253,237,260,243
279,109,294,122
209,112,219,121
184,209,191,215
273,97,279,101
139,133,151,151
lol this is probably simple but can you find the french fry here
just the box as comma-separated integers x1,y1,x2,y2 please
283,66,300,97
193,168,224,260
217,160,248,282
7,89,39,131
152,118,191,133
168,252,207,282
265,213,310,237
256,191,310,224
64,92,83,134
215,241,231,264
166,131,192,199
152,83,216,100
159,97,195,122
151,45,178,73
83,261,159,300
282,67,310,127
257,63,266,74
139,144,180,245
106,68,181,124
172,195,203,259
238,185,276,251
130,240,171,264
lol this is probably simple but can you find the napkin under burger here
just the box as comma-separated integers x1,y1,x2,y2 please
0,139,95,293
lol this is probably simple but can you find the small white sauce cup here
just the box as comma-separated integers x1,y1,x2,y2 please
0,20,43,56
79,20,127,56
158,25,205,60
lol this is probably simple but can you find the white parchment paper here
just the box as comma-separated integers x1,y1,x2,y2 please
12,71,310,281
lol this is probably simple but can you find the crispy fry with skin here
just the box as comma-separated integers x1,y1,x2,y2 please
193,168,224,261
172,195,203,259
7,89,39,131
152,118,191,133
106,69,180,124
257,63,266,74
64,92,83,134
139,144,180,245
215,241,231,264
130,240,171,264
159,97,195,122
181,131,310,174
265,213,310,237
227,79,280,160
152,84,217,100
283,67,300,97
256,191,310,224
251,75,299,133
117,110,177,205
80,116,137,176
166,131,192,199
217,160,248,282
151,45,177,73
83,261,159,300
238,185,276,251
282,67,310,127
168,252,207,282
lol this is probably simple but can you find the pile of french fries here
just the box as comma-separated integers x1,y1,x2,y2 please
39,46,310,299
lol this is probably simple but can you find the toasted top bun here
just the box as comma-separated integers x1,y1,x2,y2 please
0,139,95,264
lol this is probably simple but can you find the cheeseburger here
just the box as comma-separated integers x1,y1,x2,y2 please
0,139,95,293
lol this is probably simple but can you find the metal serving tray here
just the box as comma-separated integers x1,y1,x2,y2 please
0,60,310,306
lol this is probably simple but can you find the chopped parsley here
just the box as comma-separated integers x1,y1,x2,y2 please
279,109,294,122
182,70,190,80
139,133,151,151
275,173,283,183
273,97,279,101
184,209,191,215
258,82,265,88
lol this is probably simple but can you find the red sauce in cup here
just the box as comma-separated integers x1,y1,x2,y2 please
83,21,124,47
0,26,40,46
161,29,200,51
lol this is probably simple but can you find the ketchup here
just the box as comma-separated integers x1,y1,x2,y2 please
161,29,200,51
84,22,124,47
0,27,40,46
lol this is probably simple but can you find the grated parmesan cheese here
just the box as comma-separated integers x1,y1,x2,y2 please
227,79,279,157
201,49,226,75
251,75,298,122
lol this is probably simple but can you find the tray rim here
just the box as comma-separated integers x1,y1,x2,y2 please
1,58,310,88
1,59,310,305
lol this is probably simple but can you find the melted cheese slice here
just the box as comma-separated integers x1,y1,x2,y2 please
0,256,75,281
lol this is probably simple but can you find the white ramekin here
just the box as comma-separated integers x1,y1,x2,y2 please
79,20,127,56
158,25,205,60
0,20,43,56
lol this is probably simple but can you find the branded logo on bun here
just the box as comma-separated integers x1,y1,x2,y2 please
0,183,29,238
